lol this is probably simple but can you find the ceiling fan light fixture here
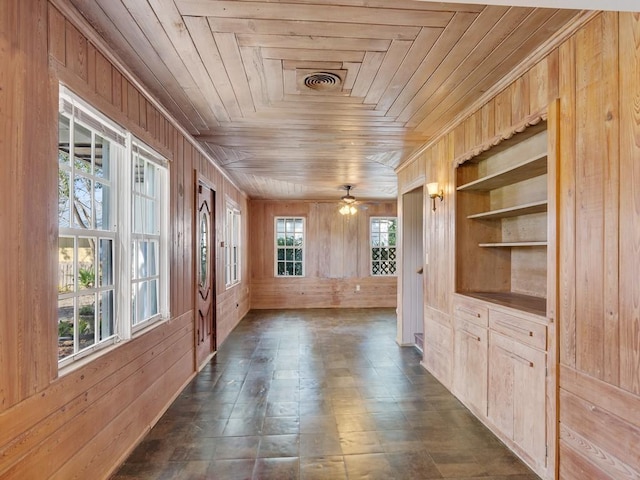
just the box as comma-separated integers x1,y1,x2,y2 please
339,185,358,215
340,184,356,204
339,204,357,215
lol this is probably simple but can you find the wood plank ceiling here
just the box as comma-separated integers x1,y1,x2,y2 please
69,0,580,201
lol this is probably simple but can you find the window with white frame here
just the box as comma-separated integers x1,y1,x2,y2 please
57,86,169,366
131,141,169,328
370,217,397,276
275,217,304,276
225,204,241,287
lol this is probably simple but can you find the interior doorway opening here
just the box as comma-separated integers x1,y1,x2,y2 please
401,186,425,352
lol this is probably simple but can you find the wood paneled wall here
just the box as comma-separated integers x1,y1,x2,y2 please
398,11,640,480
557,11,640,480
0,1,249,478
249,200,397,309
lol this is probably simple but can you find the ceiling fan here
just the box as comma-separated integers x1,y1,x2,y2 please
338,185,359,215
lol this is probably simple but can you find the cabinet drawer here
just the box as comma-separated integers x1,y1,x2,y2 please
453,296,488,327
455,316,488,344
489,310,546,350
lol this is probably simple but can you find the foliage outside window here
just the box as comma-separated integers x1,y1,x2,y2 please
225,205,241,287
371,217,397,276
275,217,304,276
57,87,169,367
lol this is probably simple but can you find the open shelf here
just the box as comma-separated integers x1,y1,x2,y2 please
467,200,547,220
460,292,547,316
455,126,549,314
457,153,547,192
479,241,547,248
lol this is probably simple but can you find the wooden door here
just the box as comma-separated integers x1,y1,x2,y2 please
195,179,216,368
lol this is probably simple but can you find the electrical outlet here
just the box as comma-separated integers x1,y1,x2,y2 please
356,284,360,292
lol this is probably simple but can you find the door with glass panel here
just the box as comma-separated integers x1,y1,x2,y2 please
195,179,216,368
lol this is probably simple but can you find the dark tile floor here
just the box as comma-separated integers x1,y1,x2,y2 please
113,308,539,480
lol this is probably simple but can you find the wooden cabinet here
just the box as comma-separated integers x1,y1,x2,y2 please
455,121,550,315
452,106,558,479
453,315,488,417
452,296,488,416
451,294,550,478
422,313,453,388
488,329,546,470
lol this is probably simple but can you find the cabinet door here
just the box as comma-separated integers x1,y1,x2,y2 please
488,332,547,468
423,316,453,388
454,318,487,416
488,333,515,437
512,340,546,467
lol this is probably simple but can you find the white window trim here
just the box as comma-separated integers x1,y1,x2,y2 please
129,139,170,335
58,86,170,370
58,87,126,368
274,216,305,277
370,216,398,277
225,200,241,288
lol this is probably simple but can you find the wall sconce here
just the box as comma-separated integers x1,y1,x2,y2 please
427,182,443,211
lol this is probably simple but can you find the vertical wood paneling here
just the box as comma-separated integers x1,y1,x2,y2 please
480,100,495,141
575,16,605,379
546,49,560,103
427,136,453,315
87,43,97,92
4,3,640,480
546,98,561,478
396,10,640,480
0,0,56,409
329,207,345,279
464,114,477,152
619,12,640,395
64,20,87,81
601,13,620,386
183,145,194,312
0,2,251,477
511,74,530,123
126,79,140,125
574,13,619,381
139,96,147,131
453,122,466,159
95,50,112,103
528,56,548,114
48,6,65,64
494,88,512,133
249,200,397,309
559,36,577,368
175,135,185,315
111,68,122,111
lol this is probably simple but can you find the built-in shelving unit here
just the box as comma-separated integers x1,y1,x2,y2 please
467,200,547,220
455,121,550,313
457,153,547,192
452,108,558,480
478,241,547,248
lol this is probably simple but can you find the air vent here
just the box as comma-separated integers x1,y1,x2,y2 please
303,72,342,91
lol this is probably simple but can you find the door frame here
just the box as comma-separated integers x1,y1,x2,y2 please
194,172,217,370
399,186,425,347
